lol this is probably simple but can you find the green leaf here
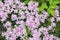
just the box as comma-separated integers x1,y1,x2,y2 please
24,0,30,5
53,1,60,5
25,26,31,38
47,8,55,16
32,0,40,2
38,2,47,12
49,5,58,9
49,0,53,5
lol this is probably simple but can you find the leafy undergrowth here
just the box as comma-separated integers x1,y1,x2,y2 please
48,21,60,38
54,21,60,37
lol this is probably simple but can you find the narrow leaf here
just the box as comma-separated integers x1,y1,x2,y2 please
49,5,58,9
47,8,55,16
38,2,47,12
24,0,30,5
49,0,53,5
53,1,60,5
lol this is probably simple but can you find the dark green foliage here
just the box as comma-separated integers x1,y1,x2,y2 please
54,21,60,37
40,19,51,27
48,21,60,38
0,21,7,32
20,0,25,2
16,36,20,40
40,33,44,40
23,18,26,22
25,26,32,38
0,33,6,40
16,36,23,40
1,0,5,3
11,21,16,28
48,30,54,34
7,13,13,21
0,36,6,40
7,11,17,28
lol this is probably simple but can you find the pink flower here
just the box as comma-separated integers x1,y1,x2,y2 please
0,11,8,21
11,14,17,21
48,26,52,30
55,9,59,17
28,1,38,11
50,17,55,22
51,22,56,27
0,11,8,18
3,21,12,27
56,17,60,21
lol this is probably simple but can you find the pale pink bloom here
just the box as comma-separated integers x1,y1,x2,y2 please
42,10,48,16
40,19,45,23
16,21,21,24
51,22,56,27
3,21,12,27
35,18,40,24
0,1,3,7
11,14,17,21
5,0,14,5
48,26,52,30
43,36,49,40
14,9,18,13
50,17,55,22
29,38,34,40
1,17,7,22
19,11,25,19
0,11,8,18
31,12,36,15
55,9,59,17
28,1,38,10
56,17,60,21
7,33,16,40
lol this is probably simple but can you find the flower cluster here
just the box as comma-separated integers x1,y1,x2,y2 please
0,0,60,40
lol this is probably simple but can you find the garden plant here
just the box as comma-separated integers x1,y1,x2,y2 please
0,0,60,40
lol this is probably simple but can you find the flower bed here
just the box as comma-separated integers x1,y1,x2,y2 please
0,0,60,40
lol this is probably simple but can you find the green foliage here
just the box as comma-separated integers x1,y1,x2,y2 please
24,0,30,5
49,5,57,9
23,0,60,16
48,21,60,38
25,26,32,38
0,22,7,32
0,33,6,40
38,2,48,12
38,0,60,16
0,36,6,40
47,8,55,16
49,0,53,5
53,1,60,5
40,33,44,40
54,21,60,37
33,0,48,3
16,37,20,40
23,18,26,22
20,0,25,2
48,30,54,34
40,19,51,27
